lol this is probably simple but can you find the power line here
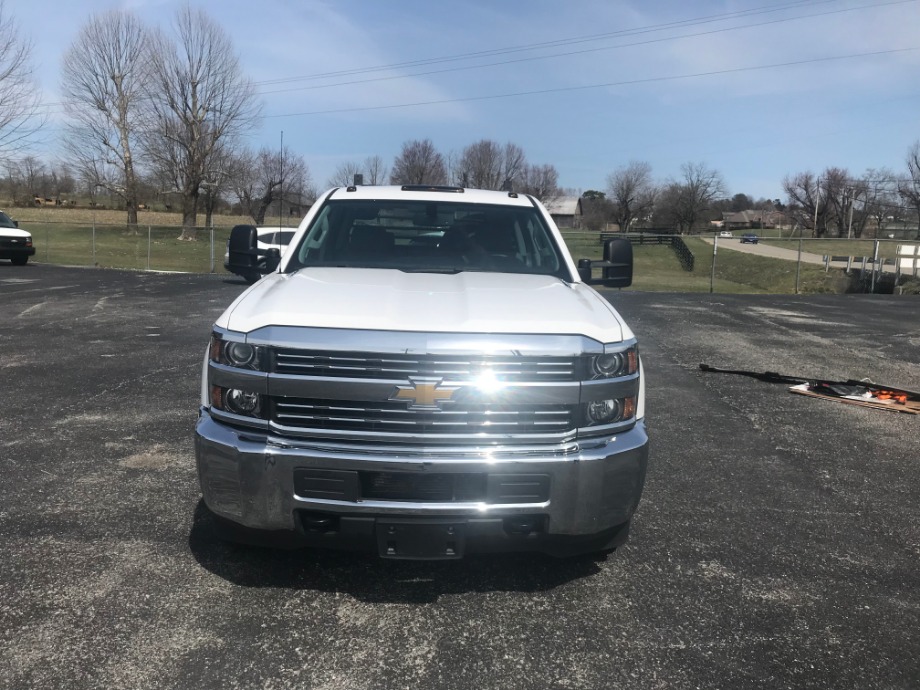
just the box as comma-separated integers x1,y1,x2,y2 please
256,0,835,87
257,0,913,97
32,0,913,112
265,47,920,119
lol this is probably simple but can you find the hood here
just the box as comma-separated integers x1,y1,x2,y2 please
218,268,630,343
0,228,31,238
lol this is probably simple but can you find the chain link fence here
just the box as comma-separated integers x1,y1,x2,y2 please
560,230,920,294
14,221,920,294
25,221,252,274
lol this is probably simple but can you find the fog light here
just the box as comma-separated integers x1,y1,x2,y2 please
587,399,622,425
225,388,261,416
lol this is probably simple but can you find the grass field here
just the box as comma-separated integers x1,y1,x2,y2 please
27,224,236,273
12,220,871,294
561,232,851,293
6,205,268,230
684,238,852,294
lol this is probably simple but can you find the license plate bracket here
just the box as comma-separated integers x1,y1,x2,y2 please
376,519,466,560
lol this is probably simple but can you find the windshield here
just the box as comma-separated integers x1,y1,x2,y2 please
258,230,296,246
285,199,568,278
0,211,17,229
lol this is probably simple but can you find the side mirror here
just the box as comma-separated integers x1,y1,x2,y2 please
578,238,633,288
227,225,260,277
601,238,633,288
13,220,18,228
264,247,281,272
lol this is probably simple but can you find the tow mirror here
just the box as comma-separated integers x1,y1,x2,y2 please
264,248,282,272
579,238,633,288
228,225,258,272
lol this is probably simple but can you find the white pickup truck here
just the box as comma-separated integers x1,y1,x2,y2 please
196,184,648,559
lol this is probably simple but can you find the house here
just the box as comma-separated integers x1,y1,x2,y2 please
543,196,583,228
722,210,781,230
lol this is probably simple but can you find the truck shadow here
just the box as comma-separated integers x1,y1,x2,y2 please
187,501,605,602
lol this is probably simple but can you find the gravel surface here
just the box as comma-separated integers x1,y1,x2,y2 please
2,264,918,690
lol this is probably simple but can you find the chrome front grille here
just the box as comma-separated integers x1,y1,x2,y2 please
272,397,575,435
274,349,578,382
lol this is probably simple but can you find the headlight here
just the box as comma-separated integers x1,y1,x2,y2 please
591,346,638,379
210,333,264,370
225,342,257,367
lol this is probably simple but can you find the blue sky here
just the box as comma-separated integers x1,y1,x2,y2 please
15,0,920,200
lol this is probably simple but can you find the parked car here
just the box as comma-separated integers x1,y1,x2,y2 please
224,226,296,283
741,233,759,244
0,210,35,265
718,230,733,238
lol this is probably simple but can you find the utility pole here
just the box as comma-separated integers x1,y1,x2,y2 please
811,178,821,237
846,184,857,239
279,130,284,229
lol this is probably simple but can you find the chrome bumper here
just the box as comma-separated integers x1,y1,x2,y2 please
195,410,648,548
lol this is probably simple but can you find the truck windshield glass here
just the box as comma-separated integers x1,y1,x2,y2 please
285,199,567,278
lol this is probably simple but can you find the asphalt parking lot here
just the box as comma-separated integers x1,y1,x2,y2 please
2,263,919,689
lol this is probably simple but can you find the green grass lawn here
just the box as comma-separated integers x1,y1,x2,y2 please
29,224,235,273
685,238,852,293
26,223,863,294
562,234,855,294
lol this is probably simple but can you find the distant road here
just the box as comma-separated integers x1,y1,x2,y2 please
700,236,901,273
700,236,825,264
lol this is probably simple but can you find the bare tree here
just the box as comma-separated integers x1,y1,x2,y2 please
817,167,854,237
230,145,311,225
580,191,615,232
782,171,828,236
784,167,859,238
606,161,656,232
454,140,526,190
363,155,388,185
860,168,898,238
326,155,387,188
899,141,920,240
143,6,260,238
19,155,44,198
659,162,726,234
390,139,447,186
326,161,362,188
0,1,43,158
61,10,149,226
516,163,561,204
198,143,237,229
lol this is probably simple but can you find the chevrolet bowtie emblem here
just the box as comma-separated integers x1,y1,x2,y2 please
390,379,460,410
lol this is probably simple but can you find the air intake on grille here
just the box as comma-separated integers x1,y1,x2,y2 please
272,398,574,435
274,350,577,382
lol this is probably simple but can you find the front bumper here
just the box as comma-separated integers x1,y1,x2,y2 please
0,246,35,260
195,412,649,557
